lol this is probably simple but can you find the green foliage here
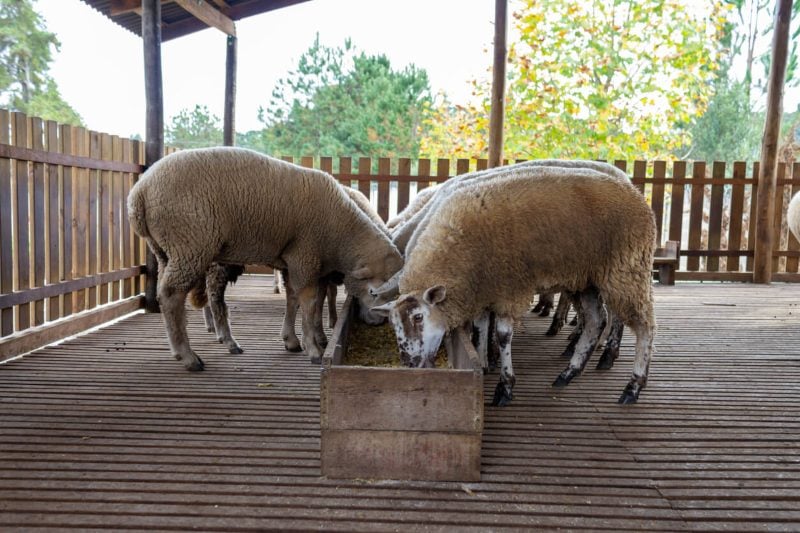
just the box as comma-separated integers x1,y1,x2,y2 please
165,104,223,149
0,0,82,124
421,0,727,160
684,78,762,162
259,34,432,158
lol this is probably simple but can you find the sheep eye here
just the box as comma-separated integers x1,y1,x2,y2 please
413,313,424,323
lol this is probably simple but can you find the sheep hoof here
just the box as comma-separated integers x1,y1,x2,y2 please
552,370,576,387
491,382,513,406
229,346,244,354
538,308,551,317
618,383,641,404
308,354,322,365
569,316,578,326
545,325,561,336
206,326,215,333
184,356,205,372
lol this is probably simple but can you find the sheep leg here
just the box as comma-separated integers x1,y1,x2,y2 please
280,271,303,353
471,310,491,373
553,288,606,387
327,283,338,329
546,291,573,336
596,313,624,370
157,263,204,371
561,293,585,358
298,284,324,364
272,269,282,294
618,316,655,404
202,305,215,333
532,292,555,317
491,316,516,407
313,281,328,349
206,264,243,354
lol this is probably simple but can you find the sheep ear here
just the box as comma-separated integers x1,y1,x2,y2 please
423,285,446,306
370,301,395,318
351,266,373,280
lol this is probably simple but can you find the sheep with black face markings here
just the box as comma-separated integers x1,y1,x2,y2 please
372,166,657,404
127,147,403,369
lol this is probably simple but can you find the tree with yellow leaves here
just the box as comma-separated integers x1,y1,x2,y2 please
421,0,728,160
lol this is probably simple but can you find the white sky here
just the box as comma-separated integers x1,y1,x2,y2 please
36,0,497,138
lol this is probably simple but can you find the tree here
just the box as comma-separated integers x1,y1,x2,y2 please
260,34,432,158
0,0,82,124
421,0,727,160
165,105,223,149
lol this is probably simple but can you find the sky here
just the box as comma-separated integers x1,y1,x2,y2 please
36,0,497,138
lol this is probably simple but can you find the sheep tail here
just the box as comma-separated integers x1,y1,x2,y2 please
127,188,151,241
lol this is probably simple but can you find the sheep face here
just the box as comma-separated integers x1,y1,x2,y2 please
371,285,448,368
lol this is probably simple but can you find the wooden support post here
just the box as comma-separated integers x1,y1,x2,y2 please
142,0,163,312
487,0,507,169
223,34,237,146
753,0,793,283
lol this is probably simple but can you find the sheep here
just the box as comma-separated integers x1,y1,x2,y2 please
386,183,440,231
789,193,800,243
127,146,404,369
199,186,388,355
371,166,657,405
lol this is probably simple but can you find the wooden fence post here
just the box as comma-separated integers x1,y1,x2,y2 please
487,0,507,169
753,0,793,283
142,0,163,312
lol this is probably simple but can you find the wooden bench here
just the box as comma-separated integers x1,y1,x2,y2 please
654,241,679,285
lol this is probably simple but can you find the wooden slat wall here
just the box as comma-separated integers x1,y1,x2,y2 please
1,112,146,356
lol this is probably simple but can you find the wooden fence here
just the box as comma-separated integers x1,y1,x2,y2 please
2,110,800,359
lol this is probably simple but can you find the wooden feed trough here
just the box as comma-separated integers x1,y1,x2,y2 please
320,296,484,482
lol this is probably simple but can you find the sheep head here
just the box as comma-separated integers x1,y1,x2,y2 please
347,251,404,325
371,285,448,368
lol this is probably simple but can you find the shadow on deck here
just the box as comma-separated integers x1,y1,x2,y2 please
2,276,800,530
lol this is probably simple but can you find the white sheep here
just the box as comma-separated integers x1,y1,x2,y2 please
372,166,657,405
127,147,403,369
788,193,800,243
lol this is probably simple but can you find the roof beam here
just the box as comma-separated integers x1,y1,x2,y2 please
173,0,236,36
109,0,143,16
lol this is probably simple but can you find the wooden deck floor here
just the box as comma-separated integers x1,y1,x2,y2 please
2,277,800,531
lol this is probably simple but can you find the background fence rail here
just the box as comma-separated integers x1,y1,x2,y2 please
2,110,800,359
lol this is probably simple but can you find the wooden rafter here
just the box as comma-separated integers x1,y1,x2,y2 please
109,0,141,16
174,0,236,36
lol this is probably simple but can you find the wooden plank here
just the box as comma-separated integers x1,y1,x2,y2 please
0,110,12,336
319,156,332,175
87,132,100,308
31,118,46,326
786,162,800,273
300,156,313,169
687,161,705,271
60,126,74,317
651,160,666,242
487,0,507,169
377,158,390,222
131,139,143,296
45,121,61,320
321,430,481,482
0,296,143,362
747,162,760,272
338,157,351,190
73,127,89,312
416,158,430,192
668,160,686,247
99,133,112,304
13,112,31,332
121,140,133,299
706,162,725,272
397,158,410,214
772,163,787,273
727,162,747,272
357,157,370,200
476,158,488,171
436,158,450,185
111,136,123,301
174,0,236,36
322,367,481,433
0,143,143,173
632,160,646,196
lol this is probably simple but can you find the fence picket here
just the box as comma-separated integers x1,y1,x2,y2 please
772,163,787,273
46,121,61,319
651,161,666,243
727,162,746,272
111,136,122,301
417,158,430,193
687,161,705,271
746,163,759,272
668,161,686,248
13,112,31,331
707,162,725,272
87,132,100,307
0,110,11,335
60,125,74,317
786,162,800,274
73,127,89,312
397,158,411,215
99,133,112,304
377,158,390,221
31,118,46,326
357,157,370,200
